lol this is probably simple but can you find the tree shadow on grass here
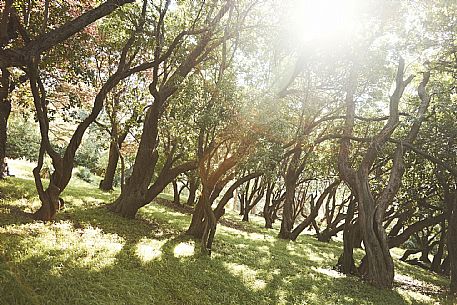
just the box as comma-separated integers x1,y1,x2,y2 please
0,202,34,226
0,223,264,305
1,178,454,305
208,230,443,305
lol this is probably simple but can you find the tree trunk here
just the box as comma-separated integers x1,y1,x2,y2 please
357,178,394,289
0,68,11,179
109,191,146,218
29,19,152,221
420,245,432,264
442,255,450,276
448,192,457,293
400,249,420,262
186,196,206,238
279,177,295,239
264,213,273,228
99,139,120,191
172,180,180,205
0,99,10,178
242,208,249,222
186,175,199,206
290,181,339,241
263,184,274,228
317,224,344,242
201,191,217,256
238,190,245,216
336,196,357,274
110,105,160,216
431,229,445,273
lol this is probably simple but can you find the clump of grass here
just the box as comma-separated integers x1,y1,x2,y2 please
0,176,455,305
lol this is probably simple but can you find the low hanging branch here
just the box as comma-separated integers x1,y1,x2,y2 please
0,0,136,67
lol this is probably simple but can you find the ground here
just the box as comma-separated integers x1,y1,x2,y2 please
0,160,455,305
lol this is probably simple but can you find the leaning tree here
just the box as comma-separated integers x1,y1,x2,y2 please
109,0,259,218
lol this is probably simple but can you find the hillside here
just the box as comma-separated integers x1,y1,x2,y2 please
0,162,454,305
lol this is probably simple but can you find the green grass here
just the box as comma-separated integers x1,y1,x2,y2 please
0,163,455,304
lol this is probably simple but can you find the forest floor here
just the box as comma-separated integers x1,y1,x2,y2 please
0,160,455,305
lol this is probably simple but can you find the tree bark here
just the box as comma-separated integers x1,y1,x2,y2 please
290,180,339,241
279,146,301,239
337,63,429,289
448,192,457,293
388,214,445,248
188,172,261,239
100,140,120,190
356,175,394,288
431,226,446,273
0,67,11,178
263,182,274,228
317,223,345,242
336,196,357,274
186,174,199,206
187,196,206,238
99,131,126,191
109,148,196,218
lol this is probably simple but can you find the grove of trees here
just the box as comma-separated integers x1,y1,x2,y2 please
1,0,457,293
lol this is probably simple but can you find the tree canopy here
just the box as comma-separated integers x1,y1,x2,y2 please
1,0,457,300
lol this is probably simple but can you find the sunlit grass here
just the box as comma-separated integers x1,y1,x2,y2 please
135,238,166,263
0,172,455,304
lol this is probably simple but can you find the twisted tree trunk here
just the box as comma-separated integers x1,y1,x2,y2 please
186,174,199,206
290,180,339,241
337,61,430,288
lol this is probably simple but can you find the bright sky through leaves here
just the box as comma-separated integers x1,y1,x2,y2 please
290,0,358,43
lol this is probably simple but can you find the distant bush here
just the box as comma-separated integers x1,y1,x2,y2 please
75,166,93,183
7,115,108,176
75,132,106,174
6,116,40,161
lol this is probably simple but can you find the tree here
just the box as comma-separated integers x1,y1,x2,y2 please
30,0,154,220
109,0,256,218
0,0,135,177
337,61,431,288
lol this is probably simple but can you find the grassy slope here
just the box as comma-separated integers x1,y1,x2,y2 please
0,162,455,305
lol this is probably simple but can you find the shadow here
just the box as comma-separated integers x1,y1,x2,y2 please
1,176,453,304
0,224,263,305
0,202,34,226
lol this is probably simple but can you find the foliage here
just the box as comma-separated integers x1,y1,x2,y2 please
75,166,93,183
6,116,40,162
2,0,457,299
74,130,107,174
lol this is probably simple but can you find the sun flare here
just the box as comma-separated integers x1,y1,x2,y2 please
289,0,359,43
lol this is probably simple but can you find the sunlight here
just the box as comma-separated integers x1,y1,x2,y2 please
289,0,358,43
223,262,266,291
312,267,344,278
173,241,195,258
136,238,166,262
9,222,125,272
396,289,434,304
